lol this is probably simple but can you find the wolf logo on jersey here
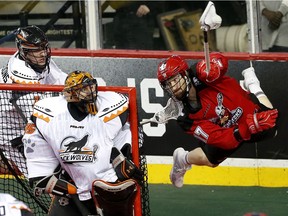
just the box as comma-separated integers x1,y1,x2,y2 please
59,135,98,163
64,134,89,152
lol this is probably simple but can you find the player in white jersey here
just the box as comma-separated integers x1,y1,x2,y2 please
0,193,34,216
22,71,142,216
0,25,67,177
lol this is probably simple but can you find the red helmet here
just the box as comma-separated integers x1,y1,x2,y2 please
157,55,189,85
157,55,192,100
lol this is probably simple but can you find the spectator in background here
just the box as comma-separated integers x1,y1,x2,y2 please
102,1,157,50
260,0,288,52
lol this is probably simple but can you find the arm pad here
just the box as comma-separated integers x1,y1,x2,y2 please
33,169,77,197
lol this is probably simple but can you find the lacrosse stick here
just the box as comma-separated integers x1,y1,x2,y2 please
199,1,222,73
140,98,184,125
0,29,17,45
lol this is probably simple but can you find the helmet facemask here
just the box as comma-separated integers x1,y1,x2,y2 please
157,55,192,101
20,45,51,72
63,71,98,115
161,71,191,101
16,26,51,73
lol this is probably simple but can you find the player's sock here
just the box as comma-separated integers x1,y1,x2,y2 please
185,152,191,165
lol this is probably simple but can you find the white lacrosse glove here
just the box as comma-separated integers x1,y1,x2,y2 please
199,1,222,31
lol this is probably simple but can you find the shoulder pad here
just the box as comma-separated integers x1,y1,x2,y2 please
8,54,40,84
32,96,66,123
45,60,67,84
97,92,129,123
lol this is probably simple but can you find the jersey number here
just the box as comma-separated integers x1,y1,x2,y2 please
0,205,6,215
194,126,209,143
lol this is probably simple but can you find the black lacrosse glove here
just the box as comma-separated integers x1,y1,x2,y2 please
110,146,143,183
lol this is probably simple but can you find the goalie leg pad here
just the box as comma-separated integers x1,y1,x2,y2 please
92,179,137,216
48,195,90,216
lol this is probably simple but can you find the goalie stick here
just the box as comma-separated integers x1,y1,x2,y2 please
199,1,222,73
140,98,183,125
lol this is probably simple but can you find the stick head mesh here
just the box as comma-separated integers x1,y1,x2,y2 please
153,98,183,124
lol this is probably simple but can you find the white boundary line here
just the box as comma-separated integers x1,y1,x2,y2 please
146,156,288,168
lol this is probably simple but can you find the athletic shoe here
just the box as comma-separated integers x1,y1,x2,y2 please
170,148,191,188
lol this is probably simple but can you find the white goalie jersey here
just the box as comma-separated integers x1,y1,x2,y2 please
23,91,131,201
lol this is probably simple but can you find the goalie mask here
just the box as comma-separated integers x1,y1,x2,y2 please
63,71,98,115
15,25,51,72
157,55,192,100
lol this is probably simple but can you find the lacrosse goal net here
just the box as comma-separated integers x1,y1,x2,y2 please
0,83,150,216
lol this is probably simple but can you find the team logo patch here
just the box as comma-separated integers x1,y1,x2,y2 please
24,123,36,134
22,138,36,154
59,134,98,163
159,62,167,71
213,92,243,127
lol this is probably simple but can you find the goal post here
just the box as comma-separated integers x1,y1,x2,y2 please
0,83,150,216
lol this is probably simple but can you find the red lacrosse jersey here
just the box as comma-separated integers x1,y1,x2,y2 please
184,75,259,149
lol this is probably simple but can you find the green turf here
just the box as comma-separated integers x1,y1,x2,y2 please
149,184,288,216
2,178,288,216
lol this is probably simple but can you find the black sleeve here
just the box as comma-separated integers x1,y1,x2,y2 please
30,115,37,124
177,112,194,132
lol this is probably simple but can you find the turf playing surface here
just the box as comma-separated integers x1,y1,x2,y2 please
1,179,287,215
149,184,288,216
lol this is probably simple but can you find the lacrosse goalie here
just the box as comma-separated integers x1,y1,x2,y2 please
22,71,143,215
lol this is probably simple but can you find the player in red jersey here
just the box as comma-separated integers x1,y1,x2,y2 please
157,53,278,188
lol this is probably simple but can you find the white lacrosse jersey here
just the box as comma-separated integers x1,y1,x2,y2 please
0,193,32,216
23,91,131,201
0,52,67,175
0,52,67,85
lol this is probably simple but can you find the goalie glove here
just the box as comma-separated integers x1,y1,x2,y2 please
110,147,143,183
33,168,77,197
246,109,278,134
196,53,228,83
